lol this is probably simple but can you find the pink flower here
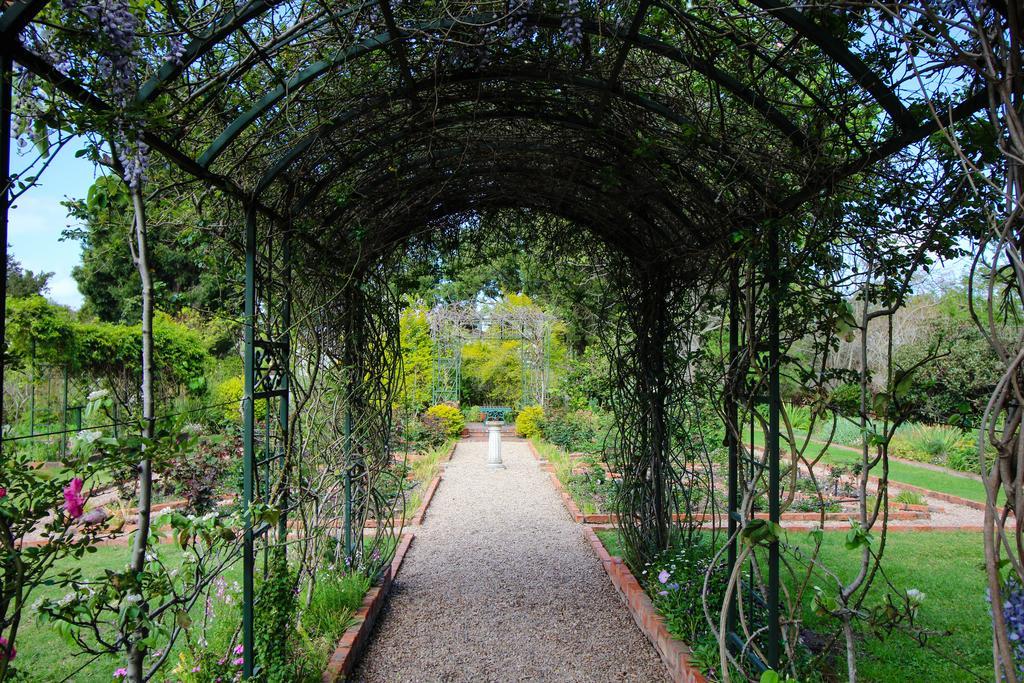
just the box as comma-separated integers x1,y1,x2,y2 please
0,636,15,660
191,665,201,673
63,478,85,519
113,667,128,678
233,644,243,655
0,487,7,499
232,657,243,666
657,570,670,584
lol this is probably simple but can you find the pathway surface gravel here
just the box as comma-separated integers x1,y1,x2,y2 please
351,439,669,683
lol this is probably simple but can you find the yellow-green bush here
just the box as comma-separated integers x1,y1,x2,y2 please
213,376,267,424
516,405,544,438
425,403,465,437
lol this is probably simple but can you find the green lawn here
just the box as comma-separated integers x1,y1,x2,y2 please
12,534,384,682
751,430,992,504
11,545,235,682
597,530,990,681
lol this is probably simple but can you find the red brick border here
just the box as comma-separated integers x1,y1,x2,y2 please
322,531,415,682
583,526,707,683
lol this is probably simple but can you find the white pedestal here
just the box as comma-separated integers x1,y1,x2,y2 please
486,420,505,469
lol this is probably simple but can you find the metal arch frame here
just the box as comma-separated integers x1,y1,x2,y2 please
298,154,706,256
0,1,989,224
748,0,915,130
428,304,555,409
0,0,914,136
198,11,817,170
241,202,292,678
278,110,733,224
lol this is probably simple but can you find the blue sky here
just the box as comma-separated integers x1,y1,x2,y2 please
8,138,95,309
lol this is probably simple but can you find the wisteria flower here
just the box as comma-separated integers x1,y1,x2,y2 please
0,636,15,661
657,570,670,584
63,478,85,519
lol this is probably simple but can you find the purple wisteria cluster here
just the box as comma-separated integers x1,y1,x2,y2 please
58,0,154,188
118,128,151,190
164,37,186,66
561,0,583,47
991,577,1024,679
506,0,534,45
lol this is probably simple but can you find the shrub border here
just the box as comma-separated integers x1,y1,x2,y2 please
322,531,416,682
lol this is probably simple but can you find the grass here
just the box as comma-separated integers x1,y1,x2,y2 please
596,529,990,682
402,439,455,516
11,545,229,682
13,534,381,682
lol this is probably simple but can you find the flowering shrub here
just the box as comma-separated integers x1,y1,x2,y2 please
0,439,131,680
424,404,465,438
515,405,544,438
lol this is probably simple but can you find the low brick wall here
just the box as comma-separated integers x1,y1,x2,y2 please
583,527,707,683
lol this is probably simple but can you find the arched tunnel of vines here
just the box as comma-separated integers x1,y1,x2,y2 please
0,1,1021,681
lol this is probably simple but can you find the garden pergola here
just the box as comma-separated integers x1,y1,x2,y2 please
0,1,996,678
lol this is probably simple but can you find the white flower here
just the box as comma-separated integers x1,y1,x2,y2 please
124,593,143,604
906,588,926,605
87,389,109,402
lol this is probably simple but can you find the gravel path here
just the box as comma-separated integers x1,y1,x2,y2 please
352,439,669,683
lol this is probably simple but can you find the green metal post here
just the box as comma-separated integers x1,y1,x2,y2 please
0,52,10,448
29,340,35,436
726,255,739,635
61,365,68,459
278,228,290,541
343,407,352,559
241,203,256,679
767,221,781,670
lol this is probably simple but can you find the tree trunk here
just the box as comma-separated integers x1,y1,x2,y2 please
127,185,154,683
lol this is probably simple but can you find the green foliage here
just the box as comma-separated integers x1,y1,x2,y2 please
254,548,298,683
643,537,728,644
211,376,267,424
515,405,544,438
541,409,598,452
397,306,434,411
302,571,370,638
461,338,523,406
893,319,1002,429
424,403,465,438
901,424,964,458
894,490,925,506
830,383,862,417
64,173,241,323
5,297,210,395
946,439,982,474
6,251,53,298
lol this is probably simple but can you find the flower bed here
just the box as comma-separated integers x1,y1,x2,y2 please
322,532,415,682
583,527,708,683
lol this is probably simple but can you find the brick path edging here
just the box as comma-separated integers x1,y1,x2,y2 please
322,531,415,682
582,526,707,683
